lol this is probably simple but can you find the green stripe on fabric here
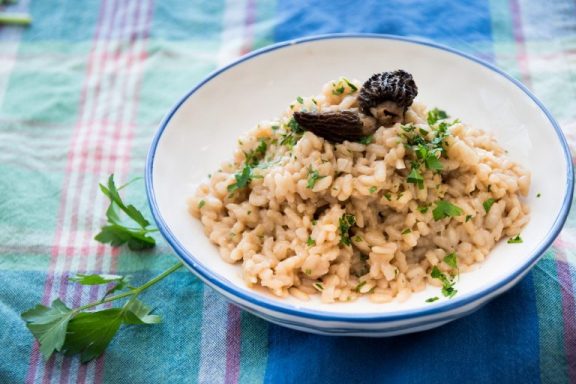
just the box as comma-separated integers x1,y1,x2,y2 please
253,0,276,49
0,165,63,266
239,311,269,384
533,251,569,384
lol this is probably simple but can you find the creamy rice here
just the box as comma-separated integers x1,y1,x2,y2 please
188,77,530,303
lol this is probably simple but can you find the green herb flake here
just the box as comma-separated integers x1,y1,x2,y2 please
198,200,206,209
359,135,374,145
369,186,377,194
507,235,523,244
338,214,356,246
401,124,415,133
401,228,412,235
483,198,496,213
430,266,458,299
332,85,345,95
465,215,473,222
271,125,279,131
432,200,463,221
227,165,253,194
297,96,304,104
343,78,358,92
311,220,318,226
417,205,429,214
384,192,392,201
354,281,367,292
313,282,324,291
305,269,312,275
443,252,458,269
427,108,449,125
353,235,363,243
306,237,316,247
306,168,326,189
425,297,439,303
407,167,424,189
537,193,541,198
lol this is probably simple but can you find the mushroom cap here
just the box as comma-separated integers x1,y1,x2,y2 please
357,70,418,115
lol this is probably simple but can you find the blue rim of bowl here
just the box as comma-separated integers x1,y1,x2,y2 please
145,33,574,323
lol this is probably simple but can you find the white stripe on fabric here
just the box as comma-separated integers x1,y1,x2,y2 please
197,288,230,384
217,0,248,67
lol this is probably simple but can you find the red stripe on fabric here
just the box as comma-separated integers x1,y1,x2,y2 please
25,1,111,383
58,1,133,382
554,240,576,382
225,305,242,384
239,0,256,55
509,0,531,87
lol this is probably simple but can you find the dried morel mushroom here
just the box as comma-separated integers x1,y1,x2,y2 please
293,70,418,143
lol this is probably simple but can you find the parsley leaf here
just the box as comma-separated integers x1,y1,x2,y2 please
359,135,373,145
443,252,458,269
432,200,463,221
425,297,439,303
507,235,523,244
427,108,449,125
369,186,377,194
306,237,316,246
338,214,356,246
465,214,473,222
307,168,325,189
417,204,429,214
297,96,304,104
228,165,253,194
430,266,458,299
407,167,424,189
401,228,412,235
483,198,496,213
343,78,358,92
21,299,74,360
94,175,156,251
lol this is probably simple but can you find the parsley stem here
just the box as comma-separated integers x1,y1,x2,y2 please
0,13,32,26
74,262,183,312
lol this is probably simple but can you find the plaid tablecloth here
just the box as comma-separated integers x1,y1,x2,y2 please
1,0,575,383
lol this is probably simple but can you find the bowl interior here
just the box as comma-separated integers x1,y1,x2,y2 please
149,36,571,315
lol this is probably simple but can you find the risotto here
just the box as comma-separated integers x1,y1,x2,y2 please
188,72,530,304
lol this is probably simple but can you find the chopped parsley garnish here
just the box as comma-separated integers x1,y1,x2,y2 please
432,200,463,221
227,165,253,194
417,204,429,214
359,135,374,145
465,215,473,222
427,108,448,125
401,124,415,133
343,78,358,92
297,96,304,104
369,186,377,194
198,200,205,208
311,219,318,226
271,125,279,131
332,85,345,95
401,228,412,235
287,116,304,134
443,252,458,269
353,235,363,243
313,282,324,291
244,138,268,166
483,198,496,213
306,168,325,189
537,193,541,198
354,281,366,292
425,297,439,303
407,167,424,189
431,266,458,298
306,237,316,246
305,269,312,275
280,133,298,148
338,214,356,246
507,235,523,244
384,192,392,201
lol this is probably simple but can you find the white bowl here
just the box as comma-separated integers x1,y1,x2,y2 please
146,34,573,336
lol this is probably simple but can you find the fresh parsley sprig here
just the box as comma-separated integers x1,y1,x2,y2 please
22,263,182,363
22,173,184,363
94,175,158,251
